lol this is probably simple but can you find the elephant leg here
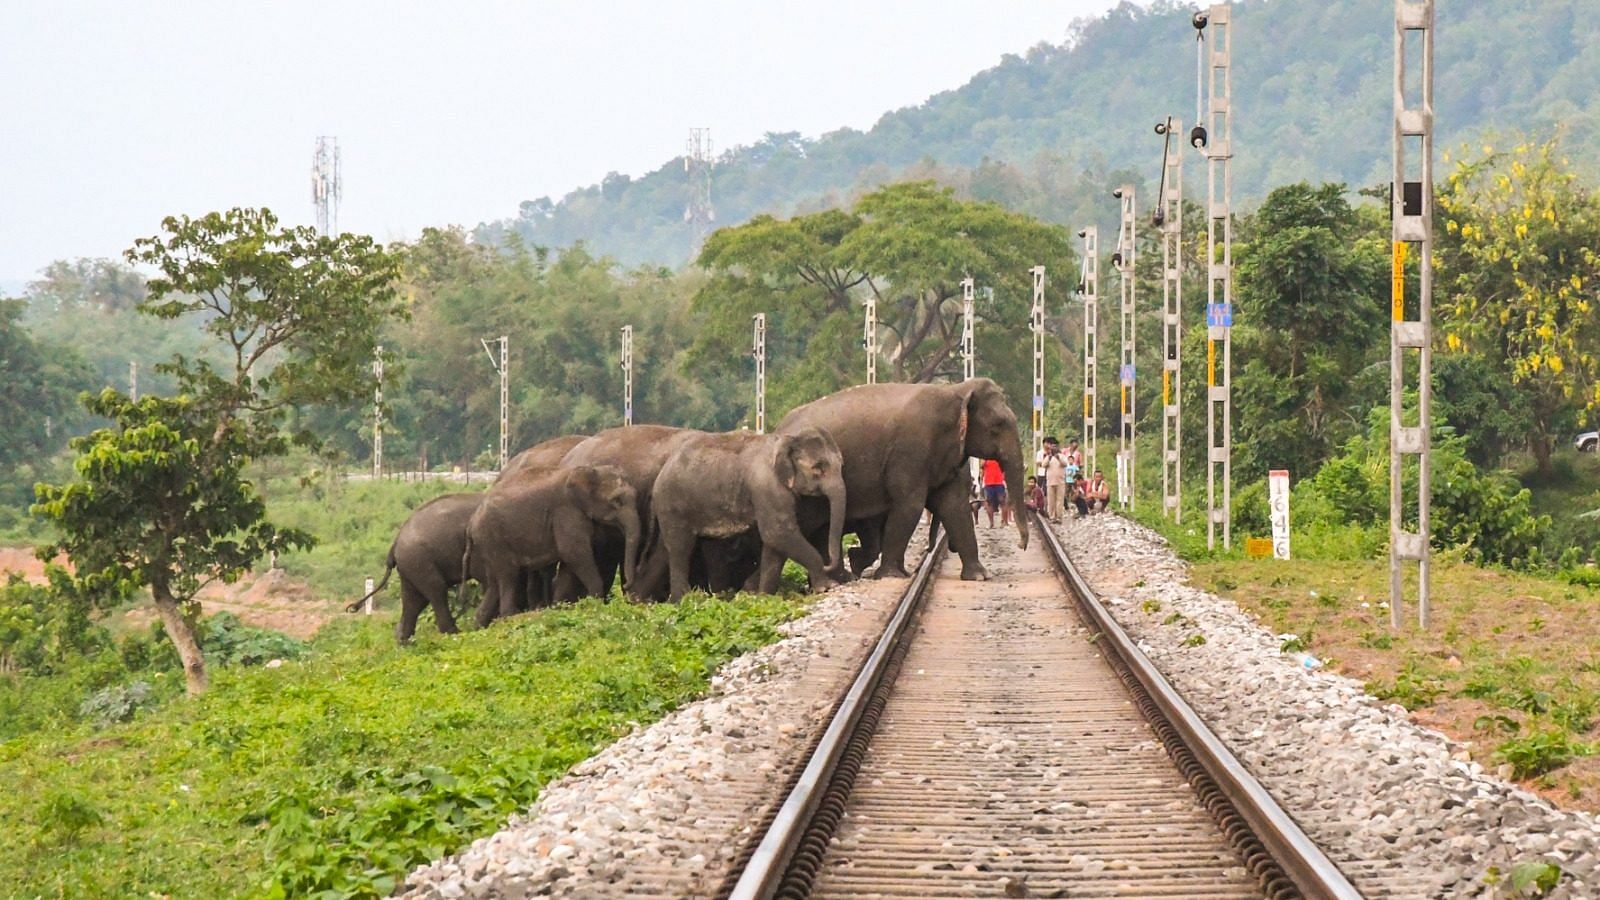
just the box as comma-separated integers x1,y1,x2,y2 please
496,568,521,620
593,537,622,599
757,546,787,594
552,566,581,604
875,494,927,579
758,519,839,592
932,479,988,581
554,513,605,597
395,580,430,644
848,516,883,577
430,583,460,635
661,524,697,603
474,585,499,629
629,542,672,601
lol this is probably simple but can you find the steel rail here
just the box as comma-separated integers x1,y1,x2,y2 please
725,530,948,900
1035,513,1362,900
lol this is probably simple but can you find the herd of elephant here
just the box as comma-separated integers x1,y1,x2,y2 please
351,379,1033,643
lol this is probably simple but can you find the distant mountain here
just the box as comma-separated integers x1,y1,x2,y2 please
476,0,1600,266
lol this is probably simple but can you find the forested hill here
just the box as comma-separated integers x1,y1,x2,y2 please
477,0,1600,266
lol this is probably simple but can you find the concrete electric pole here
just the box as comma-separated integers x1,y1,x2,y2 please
1079,227,1099,472
620,325,634,426
1156,117,1184,521
1391,0,1434,628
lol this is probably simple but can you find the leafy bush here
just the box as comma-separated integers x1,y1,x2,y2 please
0,591,802,898
199,613,307,667
1494,730,1594,779
77,680,156,728
1291,408,1549,568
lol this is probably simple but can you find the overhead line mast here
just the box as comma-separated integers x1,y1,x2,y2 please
1195,4,1234,550
1114,186,1136,509
1079,227,1099,471
1156,117,1184,521
1391,0,1435,628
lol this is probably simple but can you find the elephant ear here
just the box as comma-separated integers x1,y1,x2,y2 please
769,434,799,492
567,466,603,506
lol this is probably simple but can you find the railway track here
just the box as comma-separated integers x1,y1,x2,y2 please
720,516,1361,899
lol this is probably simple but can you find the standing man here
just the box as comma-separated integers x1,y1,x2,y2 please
981,458,1011,528
1043,438,1068,523
1036,435,1059,483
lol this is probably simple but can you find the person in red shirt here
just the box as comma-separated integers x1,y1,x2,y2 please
981,458,1011,527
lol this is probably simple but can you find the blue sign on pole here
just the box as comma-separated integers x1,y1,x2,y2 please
1119,364,1135,385
1033,395,1044,410
1206,302,1234,327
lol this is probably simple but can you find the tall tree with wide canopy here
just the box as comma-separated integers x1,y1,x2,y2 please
33,209,405,694
1437,139,1600,477
688,181,1075,421
1231,182,1389,478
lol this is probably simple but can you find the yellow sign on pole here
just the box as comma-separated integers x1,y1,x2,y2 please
1392,240,1408,321
1207,339,1217,387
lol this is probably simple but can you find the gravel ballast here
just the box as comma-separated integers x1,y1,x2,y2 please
401,574,912,898
1056,513,1600,898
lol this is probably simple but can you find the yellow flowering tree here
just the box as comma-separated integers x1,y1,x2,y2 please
1438,139,1600,476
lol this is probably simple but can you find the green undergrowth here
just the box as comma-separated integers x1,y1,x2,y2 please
262,472,480,601
0,591,802,899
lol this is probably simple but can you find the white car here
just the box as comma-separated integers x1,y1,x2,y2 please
1577,431,1600,453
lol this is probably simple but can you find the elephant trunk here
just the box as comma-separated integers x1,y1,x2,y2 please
619,507,642,592
824,477,847,571
999,430,1030,550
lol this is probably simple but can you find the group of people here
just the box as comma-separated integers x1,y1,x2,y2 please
969,435,1111,528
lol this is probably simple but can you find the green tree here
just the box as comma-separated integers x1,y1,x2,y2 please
1231,183,1388,478
1438,139,1600,476
33,209,404,694
689,182,1075,421
0,299,93,476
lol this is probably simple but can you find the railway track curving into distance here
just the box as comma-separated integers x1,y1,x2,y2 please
717,514,1362,899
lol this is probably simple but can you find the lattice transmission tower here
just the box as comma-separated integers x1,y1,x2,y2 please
684,128,715,248
311,136,342,236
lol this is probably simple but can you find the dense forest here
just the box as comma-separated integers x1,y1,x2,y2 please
476,0,1600,267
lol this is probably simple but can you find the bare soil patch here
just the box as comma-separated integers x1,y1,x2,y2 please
1,545,336,639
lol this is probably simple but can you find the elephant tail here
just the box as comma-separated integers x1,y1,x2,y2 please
345,544,397,613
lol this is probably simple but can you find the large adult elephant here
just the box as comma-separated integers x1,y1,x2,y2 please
464,465,641,625
347,492,483,644
497,434,587,482
488,433,590,617
778,378,1029,581
653,427,849,600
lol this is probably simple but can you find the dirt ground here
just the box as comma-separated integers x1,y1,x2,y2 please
0,546,337,639
1193,557,1600,815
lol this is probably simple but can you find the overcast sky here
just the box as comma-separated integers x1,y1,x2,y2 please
0,0,1125,284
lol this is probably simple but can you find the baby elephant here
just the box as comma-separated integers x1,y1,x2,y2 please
348,492,483,644
653,426,849,601
465,465,641,626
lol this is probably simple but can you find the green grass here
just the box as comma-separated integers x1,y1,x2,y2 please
0,592,803,899
1518,447,1600,564
260,471,480,602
